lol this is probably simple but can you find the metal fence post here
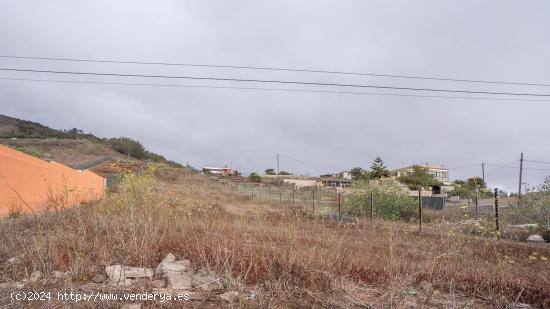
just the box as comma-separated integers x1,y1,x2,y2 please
312,188,316,214
292,186,295,207
338,192,342,221
370,193,374,222
494,188,500,240
418,189,422,232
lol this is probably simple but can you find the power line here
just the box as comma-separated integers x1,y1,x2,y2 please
239,156,277,171
485,162,550,171
524,159,550,165
448,163,482,170
1,67,550,97
4,76,550,102
1,54,550,88
278,154,342,170
485,163,518,169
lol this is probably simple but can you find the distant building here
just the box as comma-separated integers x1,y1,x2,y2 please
282,178,319,189
320,171,353,189
320,177,352,188
261,175,319,188
202,166,233,176
391,164,452,196
391,164,450,184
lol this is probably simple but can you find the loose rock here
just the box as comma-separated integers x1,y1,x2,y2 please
155,253,176,275
192,270,221,292
30,270,42,282
91,273,106,283
219,291,239,302
156,254,193,290
527,234,545,242
6,257,21,264
105,265,154,285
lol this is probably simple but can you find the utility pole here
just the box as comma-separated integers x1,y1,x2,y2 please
518,152,524,203
276,153,280,175
481,163,485,183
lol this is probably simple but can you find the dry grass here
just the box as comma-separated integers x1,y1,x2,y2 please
1,167,549,308
0,138,133,165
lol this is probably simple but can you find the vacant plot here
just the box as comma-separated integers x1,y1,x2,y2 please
0,167,549,308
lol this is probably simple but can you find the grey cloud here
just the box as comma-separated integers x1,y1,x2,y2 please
1,0,550,192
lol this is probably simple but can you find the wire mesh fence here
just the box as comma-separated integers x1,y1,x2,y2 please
214,178,350,217
208,177,539,235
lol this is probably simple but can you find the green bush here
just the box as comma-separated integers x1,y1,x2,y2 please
249,172,261,183
346,180,416,220
108,137,147,159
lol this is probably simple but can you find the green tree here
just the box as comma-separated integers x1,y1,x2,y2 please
467,176,486,189
398,165,441,190
264,168,276,175
350,167,365,180
278,171,292,175
346,180,416,220
369,157,389,179
449,176,491,198
232,170,242,177
249,172,261,182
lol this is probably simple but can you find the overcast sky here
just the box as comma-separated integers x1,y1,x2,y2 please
1,0,549,192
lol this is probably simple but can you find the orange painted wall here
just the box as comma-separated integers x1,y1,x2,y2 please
0,144,105,216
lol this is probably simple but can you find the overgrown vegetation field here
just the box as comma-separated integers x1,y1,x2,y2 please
1,167,549,308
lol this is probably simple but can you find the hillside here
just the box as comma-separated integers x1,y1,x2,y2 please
0,114,183,175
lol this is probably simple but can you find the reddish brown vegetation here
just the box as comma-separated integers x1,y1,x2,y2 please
1,168,549,308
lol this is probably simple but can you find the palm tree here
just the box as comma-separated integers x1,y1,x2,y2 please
349,167,365,180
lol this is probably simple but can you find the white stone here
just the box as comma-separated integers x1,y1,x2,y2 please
512,223,538,229
246,291,256,300
165,271,192,290
527,234,545,242
52,271,71,280
192,272,221,292
155,254,193,291
7,257,21,264
30,270,42,281
155,253,176,275
0,282,25,289
219,291,239,302
105,265,153,285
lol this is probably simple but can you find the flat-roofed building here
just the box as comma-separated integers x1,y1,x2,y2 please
202,166,233,176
